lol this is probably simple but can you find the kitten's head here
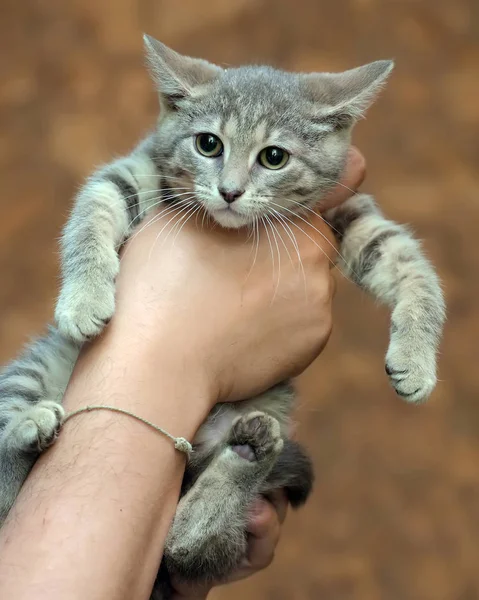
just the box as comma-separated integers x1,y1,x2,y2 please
145,35,393,229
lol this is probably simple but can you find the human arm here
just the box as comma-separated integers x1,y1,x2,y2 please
0,148,365,600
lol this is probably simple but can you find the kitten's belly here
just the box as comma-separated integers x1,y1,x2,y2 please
193,404,238,448
193,385,295,451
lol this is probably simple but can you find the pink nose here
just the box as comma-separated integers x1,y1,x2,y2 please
218,188,244,204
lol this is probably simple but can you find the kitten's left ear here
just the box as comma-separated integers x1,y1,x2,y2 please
302,60,394,126
143,34,222,109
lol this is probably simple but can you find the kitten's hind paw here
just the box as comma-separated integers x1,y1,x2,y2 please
385,340,437,404
228,412,283,462
5,401,65,454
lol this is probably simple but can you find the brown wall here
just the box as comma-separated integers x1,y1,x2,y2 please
1,1,478,598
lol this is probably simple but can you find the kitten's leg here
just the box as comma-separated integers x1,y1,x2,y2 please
263,439,314,508
55,135,162,342
325,193,446,403
0,327,79,523
164,412,283,585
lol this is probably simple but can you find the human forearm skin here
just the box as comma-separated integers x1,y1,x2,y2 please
0,321,212,600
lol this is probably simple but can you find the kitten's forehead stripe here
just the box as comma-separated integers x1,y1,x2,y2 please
222,115,239,139
154,62,357,229
254,121,268,145
190,66,310,146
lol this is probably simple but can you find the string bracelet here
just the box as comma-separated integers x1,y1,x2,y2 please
63,404,193,455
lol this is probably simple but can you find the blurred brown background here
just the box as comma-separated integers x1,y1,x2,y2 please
0,1,478,598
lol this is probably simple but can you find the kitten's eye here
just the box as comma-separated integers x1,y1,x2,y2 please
258,146,289,170
195,133,223,158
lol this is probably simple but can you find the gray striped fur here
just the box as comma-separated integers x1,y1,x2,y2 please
0,328,78,518
325,194,445,401
0,37,444,597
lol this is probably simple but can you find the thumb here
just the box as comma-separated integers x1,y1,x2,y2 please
320,146,366,211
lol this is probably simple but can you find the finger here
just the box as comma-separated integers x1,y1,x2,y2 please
293,147,365,263
290,147,366,262
169,578,211,599
244,498,281,570
246,497,278,537
310,279,334,358
223,495,288,585
330,272,337,298
264,489,288,524
292,210,339,264
320,146,366,211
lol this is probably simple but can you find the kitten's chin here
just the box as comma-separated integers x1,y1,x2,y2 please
210,208,250,229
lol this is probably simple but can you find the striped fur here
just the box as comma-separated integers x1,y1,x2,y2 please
0,38,444,596
0,328,78,518
325,194,445,402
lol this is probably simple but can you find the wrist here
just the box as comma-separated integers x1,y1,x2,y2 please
65,320,214,441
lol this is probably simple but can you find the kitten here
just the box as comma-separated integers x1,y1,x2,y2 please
0,36,445,598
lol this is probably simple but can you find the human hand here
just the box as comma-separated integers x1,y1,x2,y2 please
170,491,288,599
107,147,365,411
320,146,365,211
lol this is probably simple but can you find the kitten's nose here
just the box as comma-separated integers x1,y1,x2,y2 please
218,187,244,204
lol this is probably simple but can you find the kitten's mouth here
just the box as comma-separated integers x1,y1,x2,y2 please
210,205,250,229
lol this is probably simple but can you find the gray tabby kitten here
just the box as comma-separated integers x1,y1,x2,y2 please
0,36,445,597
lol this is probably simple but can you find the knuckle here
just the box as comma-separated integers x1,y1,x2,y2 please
347,146,367,189
311,277,333,308
357,157,367,186
329,274,337,298
308,312,333,354
258,550,275,571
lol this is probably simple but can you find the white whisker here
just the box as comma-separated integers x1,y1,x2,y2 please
170,205,202,248
200,204,209,231
164,202,201,247
124,200,197,256
264,214,282,301
261,215,276,288
125,195,199,243
125,191,197,233
268,201,353,273
267,212,293,268
270,209,308,296
118,186,191,204
271,208,353,283
321,177,358,197
245,217,260,284
261,195,343,238
147,202,199,260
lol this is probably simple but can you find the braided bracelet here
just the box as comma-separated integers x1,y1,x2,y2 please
63,405,193,455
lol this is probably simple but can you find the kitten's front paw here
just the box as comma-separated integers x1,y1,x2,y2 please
6,401,64,453
55,279,116,343
385,338,437,403
229,412,283,462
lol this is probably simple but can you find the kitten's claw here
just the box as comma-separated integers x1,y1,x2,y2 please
385,338,437,403
5,401,64,453
228,412,283,461
55,280,116,343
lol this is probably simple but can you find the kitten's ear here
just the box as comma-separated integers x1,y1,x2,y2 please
302,60,394,127
143,35,222,109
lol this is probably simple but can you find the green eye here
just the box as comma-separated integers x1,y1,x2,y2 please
258,146,289,170
195,133,223,158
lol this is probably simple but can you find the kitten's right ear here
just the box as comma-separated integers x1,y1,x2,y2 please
143,35,222,109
